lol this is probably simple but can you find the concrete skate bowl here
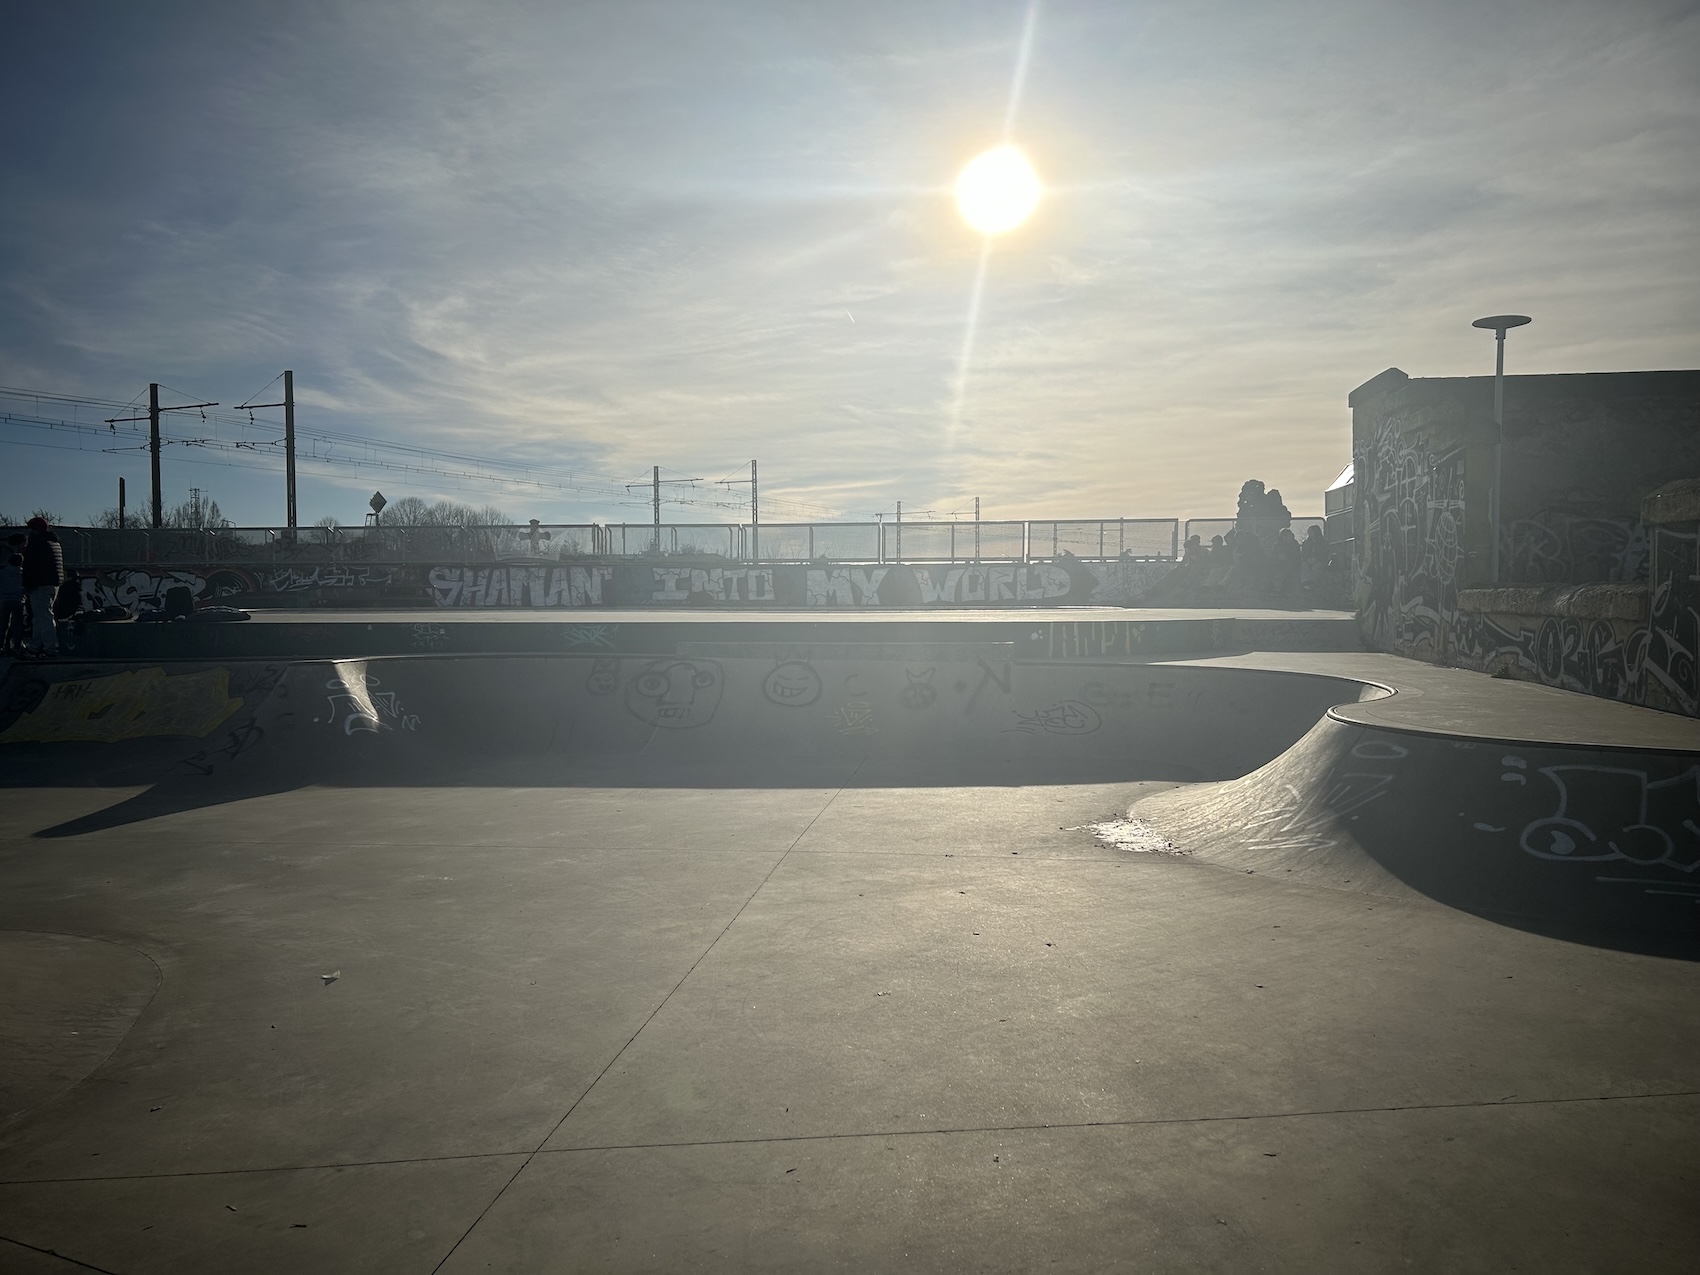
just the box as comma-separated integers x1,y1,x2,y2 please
1,654,1694,957
0,654,1372,790
0,654,1368,838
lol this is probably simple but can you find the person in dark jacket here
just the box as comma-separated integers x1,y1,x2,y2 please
0,552,24,655
21,517,65,656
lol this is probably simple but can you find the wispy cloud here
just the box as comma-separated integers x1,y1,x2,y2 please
0,0,1695,524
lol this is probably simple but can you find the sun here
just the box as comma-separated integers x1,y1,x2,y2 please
956,145,1041,235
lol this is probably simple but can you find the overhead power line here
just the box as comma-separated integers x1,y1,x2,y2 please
0,385,840,520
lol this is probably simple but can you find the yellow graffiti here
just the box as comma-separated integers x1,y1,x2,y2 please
0,668,245,743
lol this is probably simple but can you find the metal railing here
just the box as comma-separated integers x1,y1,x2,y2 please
13,518,1189,568
1183,516,1325,549
11,515,1318,569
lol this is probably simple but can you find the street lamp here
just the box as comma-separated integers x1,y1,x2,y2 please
1472,313,1531,584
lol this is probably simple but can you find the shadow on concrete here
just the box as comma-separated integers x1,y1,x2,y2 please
19,750,1209,839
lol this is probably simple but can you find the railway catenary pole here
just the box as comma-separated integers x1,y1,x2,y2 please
233,372,298,531
104,384,218,529
149,384,161,526
284,370,296,530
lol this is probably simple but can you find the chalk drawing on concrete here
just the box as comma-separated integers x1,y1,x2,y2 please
900,667,938,710
1007,701,1102,736
560,624,618,649
316,673,420,735
410,623,450,651
966,658,1012,713
1238,771,1399,855
585,658,621,696
626,659,723,729
179,719,268,776
762,661,822,708
1516,763,1700,873
831,673,876,736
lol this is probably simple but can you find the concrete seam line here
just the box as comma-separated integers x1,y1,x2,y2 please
426,762,866,1275
528,1088,1700,1155
0,1150,532,1187
0,1233,122,1274
11,1089,1695,1190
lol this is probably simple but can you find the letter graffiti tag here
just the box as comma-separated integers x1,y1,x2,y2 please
1007,701,1102,736
560,624,618,649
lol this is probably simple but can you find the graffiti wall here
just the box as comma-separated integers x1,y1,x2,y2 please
1447,525,1697,717
79,557,1178,612
1350,369,1699,716
1502,512,1648,586
1354,415,1468,661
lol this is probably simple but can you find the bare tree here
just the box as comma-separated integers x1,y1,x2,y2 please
381,497,512,527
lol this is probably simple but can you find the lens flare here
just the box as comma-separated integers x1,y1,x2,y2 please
955,146,1041,235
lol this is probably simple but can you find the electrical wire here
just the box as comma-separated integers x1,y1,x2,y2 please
0,390,841,518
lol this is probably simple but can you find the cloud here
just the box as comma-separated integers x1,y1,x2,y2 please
0,0,1695,524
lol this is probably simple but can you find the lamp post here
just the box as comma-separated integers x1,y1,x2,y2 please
1471,313,1531,584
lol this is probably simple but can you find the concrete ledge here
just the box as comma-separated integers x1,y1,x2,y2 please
1456,583,1649,622
1642,478,1700,526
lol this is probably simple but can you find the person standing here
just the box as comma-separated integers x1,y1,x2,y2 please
0,551,24,655
21,517,65,657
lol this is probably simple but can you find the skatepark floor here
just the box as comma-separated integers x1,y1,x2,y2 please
3,751,1699,1272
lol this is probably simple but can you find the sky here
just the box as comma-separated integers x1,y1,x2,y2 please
2,0,1696,529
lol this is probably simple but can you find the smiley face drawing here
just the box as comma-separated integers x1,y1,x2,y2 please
625,659,723,729
584,658,620,696
762,660,822,708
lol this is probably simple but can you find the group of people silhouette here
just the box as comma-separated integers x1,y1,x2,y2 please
1148,480,1343,606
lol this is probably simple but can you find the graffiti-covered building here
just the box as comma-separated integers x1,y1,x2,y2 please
1350,366,1700,716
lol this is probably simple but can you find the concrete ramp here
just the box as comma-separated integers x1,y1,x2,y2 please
1132,714,1700,957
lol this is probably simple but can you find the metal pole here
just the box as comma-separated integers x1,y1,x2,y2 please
1491,332,1505,584
750,459,758,562
974,496,980,561
149,382,162,529
652,465,661,555
895,501,901,563
284,370,297,531
118,477,126,530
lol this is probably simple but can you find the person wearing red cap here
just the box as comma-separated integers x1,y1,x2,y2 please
21,516,65,657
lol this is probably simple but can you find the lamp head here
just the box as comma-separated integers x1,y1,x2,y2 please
1472,314,1532,334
